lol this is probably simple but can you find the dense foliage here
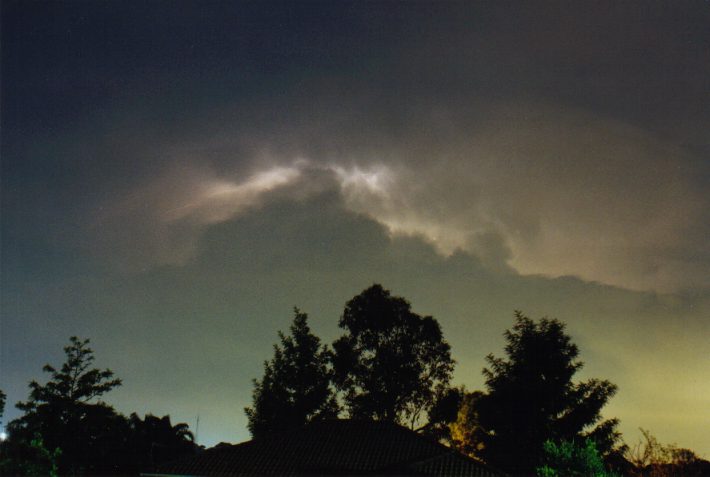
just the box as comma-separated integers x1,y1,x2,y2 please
125,413,197,472
537,439,620,477
0,337,197,475
332,284,455,428
474,312,623,475
245,309,338,438
449,390,485,456
4,337,124,474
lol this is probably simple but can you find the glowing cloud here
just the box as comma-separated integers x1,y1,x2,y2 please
164,165,303,225
332,164,393,198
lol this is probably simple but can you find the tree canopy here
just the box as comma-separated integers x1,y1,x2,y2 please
245,308,337,438
18,336,122,410
5,337,124,474
537,439,620,477
474,312,622,475
1,337,198,475
126,413,196,471
331,284,455,428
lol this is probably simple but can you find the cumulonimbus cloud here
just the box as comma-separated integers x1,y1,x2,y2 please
89,101,709,294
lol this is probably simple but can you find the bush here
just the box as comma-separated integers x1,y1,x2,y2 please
537,439,620,477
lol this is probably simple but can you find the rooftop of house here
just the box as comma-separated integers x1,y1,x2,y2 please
148,419,504,476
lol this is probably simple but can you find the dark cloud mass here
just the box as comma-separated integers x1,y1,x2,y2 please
2,0,709,455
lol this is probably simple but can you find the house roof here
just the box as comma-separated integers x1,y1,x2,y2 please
150,419,503,476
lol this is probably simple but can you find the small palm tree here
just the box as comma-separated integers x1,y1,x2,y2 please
129,413,196,467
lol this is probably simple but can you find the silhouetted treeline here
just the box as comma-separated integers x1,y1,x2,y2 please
245,285,456,439
1,285,708,476
245,285,709,476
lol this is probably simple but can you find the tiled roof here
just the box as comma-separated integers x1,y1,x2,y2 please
410,452,498,477
152,419,503,476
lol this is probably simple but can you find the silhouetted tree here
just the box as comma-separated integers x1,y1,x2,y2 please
476,312,623,475
3,336,125,475
626,429,710,477
126,413,197,472
245,308,338,438
1,338,200,475
417,385,464,443
332,284,455,428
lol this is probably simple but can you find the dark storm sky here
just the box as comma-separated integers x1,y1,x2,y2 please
2,1,709,452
